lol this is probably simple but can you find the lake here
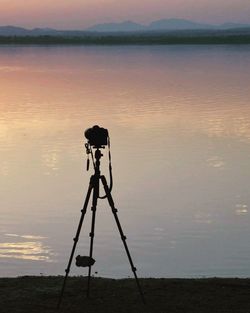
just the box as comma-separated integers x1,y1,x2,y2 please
0,45,250,278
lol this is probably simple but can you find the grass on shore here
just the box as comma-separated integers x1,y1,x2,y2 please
1,276,250,313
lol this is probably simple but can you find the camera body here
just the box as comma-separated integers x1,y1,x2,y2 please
84,125,109,148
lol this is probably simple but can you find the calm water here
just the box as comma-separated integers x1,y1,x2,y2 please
1,45,250,278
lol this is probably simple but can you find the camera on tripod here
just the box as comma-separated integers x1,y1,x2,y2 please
84,125,109,148
58,124,145,308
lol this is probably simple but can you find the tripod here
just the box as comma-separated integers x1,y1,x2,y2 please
58,147,145,308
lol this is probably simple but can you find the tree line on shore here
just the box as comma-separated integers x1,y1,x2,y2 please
0,33,250,44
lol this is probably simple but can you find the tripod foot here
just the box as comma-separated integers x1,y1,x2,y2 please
100,175,146,304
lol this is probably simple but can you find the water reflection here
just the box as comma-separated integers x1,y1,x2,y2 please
0,234,55,262
206,156,225,169
0,45,250,277
42,149,60,173
235,204,248,216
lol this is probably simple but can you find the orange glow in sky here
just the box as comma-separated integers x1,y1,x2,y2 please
0,0,250,29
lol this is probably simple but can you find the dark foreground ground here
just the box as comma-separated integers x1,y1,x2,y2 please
1,276,250,313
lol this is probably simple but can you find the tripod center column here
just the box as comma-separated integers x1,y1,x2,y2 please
94,149,102,175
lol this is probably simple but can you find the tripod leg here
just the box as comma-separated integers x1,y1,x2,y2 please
100,175,145,304
86,175,99,298
57,177,94,309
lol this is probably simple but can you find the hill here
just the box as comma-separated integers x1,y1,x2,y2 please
87,18,250,32
0,19,250,36
87,20,145,32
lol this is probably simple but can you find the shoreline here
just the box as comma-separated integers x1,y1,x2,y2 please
1,276,250,312
0,34,250,45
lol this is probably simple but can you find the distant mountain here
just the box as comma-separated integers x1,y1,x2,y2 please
87,20,145,32
220,22,250,29
0,26,58,36
29,28,60,35
148,18,215,30
0,19,250,37
0,26,30,36
86,18,250,32
0,26,93,37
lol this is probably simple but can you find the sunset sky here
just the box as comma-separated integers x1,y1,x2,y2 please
1,0,250,29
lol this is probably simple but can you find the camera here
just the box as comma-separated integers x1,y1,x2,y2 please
84,125,109,148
